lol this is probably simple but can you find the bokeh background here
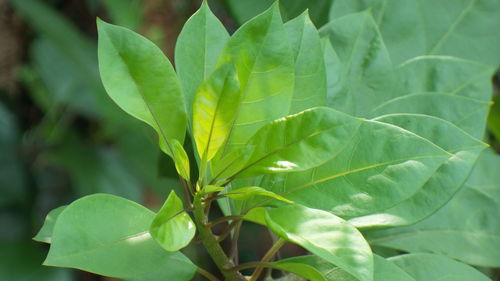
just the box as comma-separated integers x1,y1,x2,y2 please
0,0,499,280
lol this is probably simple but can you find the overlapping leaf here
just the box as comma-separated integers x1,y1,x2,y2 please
265,204,373,281
329,0,500,67
349,114,487,227
44,194,196,280
97,20,187,157
175,1,229,123
389,254,491,281
214,3,295,155
367,149,500,267
285,12,327,113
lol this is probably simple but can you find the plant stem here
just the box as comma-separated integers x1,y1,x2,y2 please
229,220,243,263
229,262,271,272
196,267,221,281
249,238,286,281
192,195,247,281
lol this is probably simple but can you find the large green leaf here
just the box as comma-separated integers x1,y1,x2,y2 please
193,63,241,162
261,115,450,218
265,204,373,281
215,108,361,178
370,92,490,139
319,11,396,116
97,19,187,156
276,255,415,281
395,56,494,102
45,194,196,280
150,191,195,252
33,206,67,244
285,12,326,113
329,0,500,67
215,3,295,155
367,149,500,267
175,1,229,122
348,114,487,227
389,254,491,281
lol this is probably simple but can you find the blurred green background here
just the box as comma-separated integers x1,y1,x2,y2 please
0,0,499,280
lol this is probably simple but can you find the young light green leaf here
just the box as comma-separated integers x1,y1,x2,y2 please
367,149,500,267
390,254,491,281
44,194,196,280
265,204,373,281
200,185,225,195
33,206,67,244
171,139,190,181
349,114,487,228
97,19,187,157
150,190,196,252
262,116,450,218
193,63,241,162
225,186,292,203
175,1,229,123
285,11,327,114
215,2,295,155
223,107,361,178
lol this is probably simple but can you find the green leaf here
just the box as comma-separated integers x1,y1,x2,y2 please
319,11,396,116
390,254,491,281
44,194,196,280
150,191,196,252
220,107,361,178
33,206,67,244
97,19,187,157
276,255,415,281
262,115,450,217
193,63,241,162
395,56,494,102
175,1,229,123
270,259,327,281
265,204,373,281
348,114,487,227
215,3,295,155
370,92,491,139
225,186,292,203
285,12,327,114
367,149,500,267
171,139,190,181
200,185,225,195
329,0,500,66
321,39,344,109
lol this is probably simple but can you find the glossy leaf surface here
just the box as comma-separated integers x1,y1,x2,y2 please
367,149,500,267
175,1,229,122
45,194,196,280
225,186,292,203
349,114,486,227
193,63,241,162
228,107,361,178
150,191,195,252
265,204,373,281
285,12,326,113
97,20,187,156
262,116,450,217
390,254,491,281
215,3,295,154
